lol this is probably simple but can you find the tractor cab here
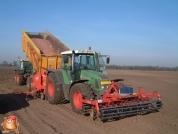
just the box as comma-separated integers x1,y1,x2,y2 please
61,50,110,81
61,50,111,95
15,59,33,76
17,60,32,70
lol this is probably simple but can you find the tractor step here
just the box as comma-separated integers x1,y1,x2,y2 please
99,100,162,121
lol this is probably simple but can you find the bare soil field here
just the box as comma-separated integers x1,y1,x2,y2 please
0,67,178,134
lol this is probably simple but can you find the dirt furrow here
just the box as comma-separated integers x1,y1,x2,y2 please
1,68,178,134
26,98,107,134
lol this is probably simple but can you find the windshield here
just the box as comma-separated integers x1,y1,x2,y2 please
74,54,95,70
17,61,32,69
23,61,32,69
97,53,108,75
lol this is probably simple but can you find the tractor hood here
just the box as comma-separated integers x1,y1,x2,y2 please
80,70,110,92
80,70,109,81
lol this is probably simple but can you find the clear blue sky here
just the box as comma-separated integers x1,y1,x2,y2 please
0,0,178,67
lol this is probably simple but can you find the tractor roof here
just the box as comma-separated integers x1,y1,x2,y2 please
20,59,29,62
61,50,95,55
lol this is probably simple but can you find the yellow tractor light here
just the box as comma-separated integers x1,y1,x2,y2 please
100,81,111,85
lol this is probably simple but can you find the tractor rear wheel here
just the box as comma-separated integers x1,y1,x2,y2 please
70,83,95,114
46,73,64,104
15,74,24,86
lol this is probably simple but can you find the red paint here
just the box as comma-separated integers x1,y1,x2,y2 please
48,81,54,97
73,90,83,109
80,82,161,114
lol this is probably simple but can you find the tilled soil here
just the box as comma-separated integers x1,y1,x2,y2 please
0,67,178,134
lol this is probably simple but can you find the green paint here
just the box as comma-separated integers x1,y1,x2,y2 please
61,69,71,84
81,70,110,92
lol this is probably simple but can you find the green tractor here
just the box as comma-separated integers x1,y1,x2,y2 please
46,50,111,103
44,50,162,121
14,60,33,86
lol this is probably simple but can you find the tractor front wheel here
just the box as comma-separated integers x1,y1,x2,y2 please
70,83,95,114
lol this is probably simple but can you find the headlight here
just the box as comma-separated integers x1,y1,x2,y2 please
100,81,111,85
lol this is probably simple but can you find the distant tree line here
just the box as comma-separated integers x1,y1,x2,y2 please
1,61,178,71
0,61,18,67
106,65,178,71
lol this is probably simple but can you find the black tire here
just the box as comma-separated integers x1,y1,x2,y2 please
46,73,64,104
26,77,32,91
70,83,95,114
15,74,24,86
19,75,25,85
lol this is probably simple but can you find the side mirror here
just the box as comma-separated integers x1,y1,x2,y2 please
106,57,110,64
